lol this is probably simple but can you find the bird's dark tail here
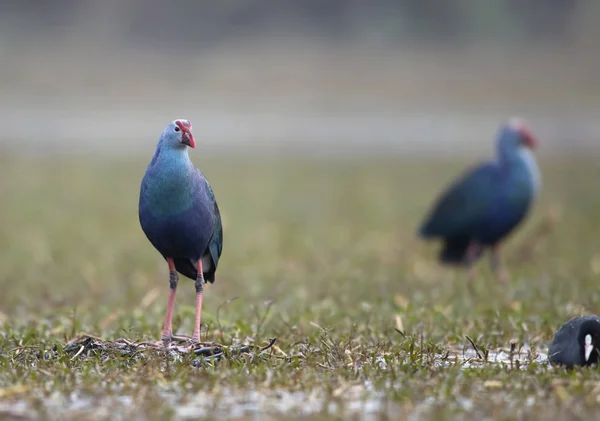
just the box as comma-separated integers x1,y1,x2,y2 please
173,258,198,280
439,237,484,266
173,258,216,283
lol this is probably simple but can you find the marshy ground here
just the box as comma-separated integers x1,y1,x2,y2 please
0,154,599,420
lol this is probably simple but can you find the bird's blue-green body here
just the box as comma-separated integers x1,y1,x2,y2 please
139,122,222,282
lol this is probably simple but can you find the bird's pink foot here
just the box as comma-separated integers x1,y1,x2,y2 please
161,333,173,348
137,339,179,351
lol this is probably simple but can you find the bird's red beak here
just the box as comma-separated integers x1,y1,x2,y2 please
182,131,196,148
520,129,538,150
508,119,538,150
175,120,196,148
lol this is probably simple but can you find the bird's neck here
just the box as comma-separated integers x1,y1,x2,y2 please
499,147,541,193
152,144,190,168
499,146,530,167
145,147,197,213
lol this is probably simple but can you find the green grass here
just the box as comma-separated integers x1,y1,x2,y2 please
1,153,600,420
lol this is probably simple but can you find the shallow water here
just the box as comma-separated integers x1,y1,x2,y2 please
444,344,549,369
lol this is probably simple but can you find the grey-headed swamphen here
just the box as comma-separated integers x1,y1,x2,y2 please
418,119,540,283
139,119,223,347
549,315,600,368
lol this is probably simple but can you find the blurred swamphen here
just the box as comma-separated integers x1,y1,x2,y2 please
139,119,223,347
418,119,540,283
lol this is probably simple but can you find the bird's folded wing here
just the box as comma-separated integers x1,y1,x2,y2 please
420,163,498,238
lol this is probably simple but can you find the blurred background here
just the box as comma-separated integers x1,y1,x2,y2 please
1,0,599,157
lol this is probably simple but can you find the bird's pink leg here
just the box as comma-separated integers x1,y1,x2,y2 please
192,259,205,343
490,245,509,284
466,241,481,284
161,258,179,346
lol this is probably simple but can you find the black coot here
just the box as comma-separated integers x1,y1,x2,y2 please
549,315,600,368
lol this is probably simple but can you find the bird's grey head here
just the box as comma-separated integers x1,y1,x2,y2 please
159,119,195,150
496,118,538,160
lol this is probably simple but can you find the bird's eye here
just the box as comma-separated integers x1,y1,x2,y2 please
174,126,181,132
